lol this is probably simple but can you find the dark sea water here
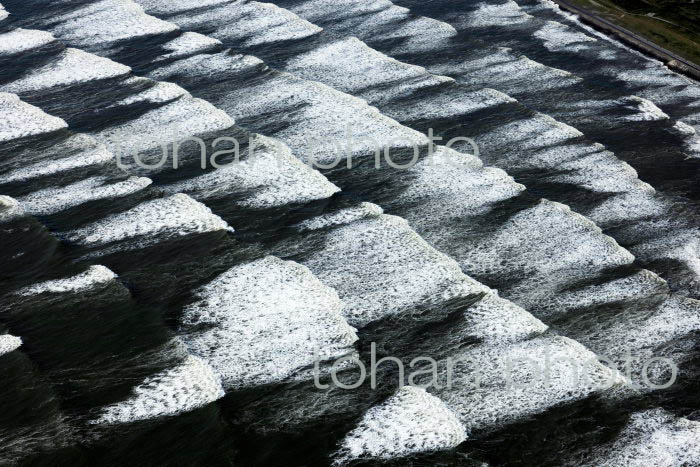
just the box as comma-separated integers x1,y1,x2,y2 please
1,0,700,465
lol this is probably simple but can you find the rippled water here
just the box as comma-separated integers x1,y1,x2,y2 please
1,0,700,465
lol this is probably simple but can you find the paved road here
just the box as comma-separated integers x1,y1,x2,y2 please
553,0,700,75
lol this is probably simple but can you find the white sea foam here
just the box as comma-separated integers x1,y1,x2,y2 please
181,256,358,389
163,134,339,208
671,121,700,156
577,409,700,467
571,295,700,376
0,48,131,93
0,93,67,143
462,1,533,28
0,138,114,183
672,120,697,137
634,233,700,286
0,28,55,55
0,4,7,22
296,202,383,231
285,36,451,98
47,0,177,48
385,87,515,122
93,355,224,424
618,96,670,121
136,0,233,16
14,265,118,296
112,79,187,107
453,200,635,311
142,48,428,167
334,386,466,463
95,95,234,168
173,0,322,47
157,32,221,60
431,336,625,433
221,72,428,165
300,210,491,327
0,334,22,356
463,292,548,344
145,49,264,83
396,146,525,220
478,113,583,152
18,176,152,215
437,49,581,91
296,0,457,53
540,269,668,317
64,194,232,247
534,20,597,52
0,195,23,222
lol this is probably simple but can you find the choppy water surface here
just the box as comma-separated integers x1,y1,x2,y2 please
1,0,700,465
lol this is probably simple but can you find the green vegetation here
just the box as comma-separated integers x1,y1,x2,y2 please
565,0,700,65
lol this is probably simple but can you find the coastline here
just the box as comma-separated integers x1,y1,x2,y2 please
550,0,700,81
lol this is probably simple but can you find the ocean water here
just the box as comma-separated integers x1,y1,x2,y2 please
1,0,700,465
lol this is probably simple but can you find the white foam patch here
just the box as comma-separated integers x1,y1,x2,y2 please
145,49,264,82
453,200,635,311
397,146,525,220
587,190,668,226
47,0,178,48
439,50,581,91
0,334,22,356
18,176,152,216
201,1,322,47
14,265,118,296
284,36,451,98
0,93,67,143
297,202,383,231
432,336,625,433
299,0,457,53
618,96,670,121
580,409,700,466
0,28,55,55
136,0,233,16
534,19,596,52
672,121,700,156
635,234,700,284
93,355,224,424
224,73,428,165
157,32,221,60
573,295,700,378
0,5,7,22
152,0,455,53
540,269,667,317
0,138,113,183
181,256,358,389
112,79,187,107
462,1,533,27
163,134,339,208
95,96,234,168
539,145,649,192
0,195,23,222
673,120,697,137
463,292,548,344
608,64,700,107
301,210,491,327
385,87,516,122
0,48,131,93
479,113,583,151
64,194,232,247
335,386,467,463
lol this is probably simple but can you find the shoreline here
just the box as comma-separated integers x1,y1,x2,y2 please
550,0,700,81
